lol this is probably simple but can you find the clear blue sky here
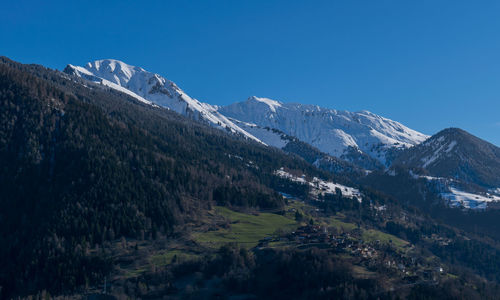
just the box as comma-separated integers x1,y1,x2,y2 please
2,1,499,145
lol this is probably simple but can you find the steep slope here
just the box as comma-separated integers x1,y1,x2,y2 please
63,59,263,142
219,96,428,165
64,60,428,169
393,128,500,188
1,57,341,297
64,60,366,175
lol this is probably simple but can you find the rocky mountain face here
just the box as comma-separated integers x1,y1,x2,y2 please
387,128,500,209
64,60,428,168
63,60,262,142
393,128,500,188
219,97,428,165
63,59,500,209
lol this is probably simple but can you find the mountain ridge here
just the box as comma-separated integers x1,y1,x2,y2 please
64,60,264,143
220,96,429,165
64,59,429,168
4,55,500,299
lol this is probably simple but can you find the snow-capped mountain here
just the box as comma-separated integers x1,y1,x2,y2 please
64,59,428,167
63,60,262,142
219,96,428,165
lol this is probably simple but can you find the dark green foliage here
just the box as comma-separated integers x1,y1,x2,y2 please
0,57,335,297
393,128,500,188
430,238,500,281
385,221,421,244
283,140,362,173
121,245,500,299
3,56,500,299
341,145,385,170
126,246,385,299
295,210,304,222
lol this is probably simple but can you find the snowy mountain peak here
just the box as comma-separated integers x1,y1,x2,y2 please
64,60,264,143
247,96,283,112
73,59,185,102
64,58,429,168
85,59,145,82
219,99,428,165
357,109,374,115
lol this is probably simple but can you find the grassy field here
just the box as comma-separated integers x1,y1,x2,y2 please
292,201,408,250
192,206,298,248
286,201,357,232
119,202,411,280
323,215,408,249
323,215,357,231
362,229,408,249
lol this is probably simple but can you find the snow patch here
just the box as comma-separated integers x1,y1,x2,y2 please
274,168,362,202
445,140,457,153
441,187,500,210
249,96,282,113
274,168,307,184
229,118,289,148
489,188,500,196
420,143,446,168
310,177,362,202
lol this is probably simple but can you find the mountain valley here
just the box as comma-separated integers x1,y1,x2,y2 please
1,56,500,299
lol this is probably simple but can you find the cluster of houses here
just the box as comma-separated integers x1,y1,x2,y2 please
430,234,451,246
351,244,377,259
289,225,331,244
382,252,444,282
256,223,445,285
272,225,379,259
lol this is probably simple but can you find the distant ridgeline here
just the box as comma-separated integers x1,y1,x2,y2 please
64,59,429,169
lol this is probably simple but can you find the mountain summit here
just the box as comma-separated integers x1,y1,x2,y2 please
219,97,428,165
394,128,500,188
64,60,261,142
64,59,428,167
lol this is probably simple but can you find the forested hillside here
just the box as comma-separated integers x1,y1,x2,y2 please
3,57,500,299
393,128,500,188
0,57,345,297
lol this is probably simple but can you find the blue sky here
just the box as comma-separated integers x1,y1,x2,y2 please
2,0,499,145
